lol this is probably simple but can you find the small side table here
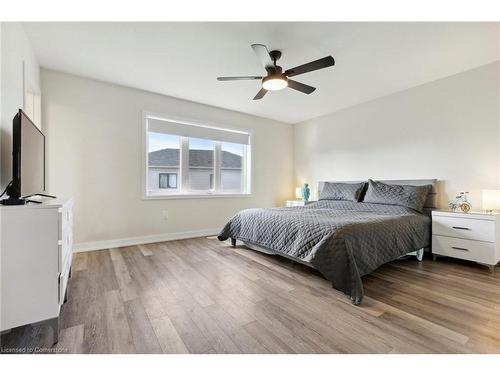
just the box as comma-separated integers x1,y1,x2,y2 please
432,209,499,273
286,200,316,207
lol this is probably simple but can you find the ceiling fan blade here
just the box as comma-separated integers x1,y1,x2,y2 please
217,76,263,81
253,88,268,100
285,56,335,77
287,79,316,94
251,44,274,71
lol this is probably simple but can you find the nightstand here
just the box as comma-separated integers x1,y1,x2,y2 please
432,210,500,272
286,200,315,207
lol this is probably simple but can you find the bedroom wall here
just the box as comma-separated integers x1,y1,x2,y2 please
0,23,41,191
294,61,500,209
41,69,293,249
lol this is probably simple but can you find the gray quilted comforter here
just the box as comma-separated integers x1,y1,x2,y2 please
218,200,430,304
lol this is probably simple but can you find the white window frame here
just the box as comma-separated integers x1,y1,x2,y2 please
142,111,252,200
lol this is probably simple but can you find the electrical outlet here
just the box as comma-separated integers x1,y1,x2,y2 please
162,210,169,220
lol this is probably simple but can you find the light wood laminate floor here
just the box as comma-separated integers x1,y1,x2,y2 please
2,237,500,353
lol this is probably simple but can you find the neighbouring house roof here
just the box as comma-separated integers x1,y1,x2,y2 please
148,148,242,169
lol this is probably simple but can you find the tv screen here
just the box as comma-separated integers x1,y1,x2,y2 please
12,110,45,197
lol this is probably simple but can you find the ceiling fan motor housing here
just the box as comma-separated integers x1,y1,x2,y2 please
269,50,282,62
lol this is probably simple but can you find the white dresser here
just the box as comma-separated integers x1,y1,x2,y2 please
0,198,73,344
432,210,500,272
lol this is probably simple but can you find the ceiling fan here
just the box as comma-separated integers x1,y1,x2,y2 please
217,44,335,100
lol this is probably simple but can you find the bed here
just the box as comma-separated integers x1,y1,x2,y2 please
218,179,437,304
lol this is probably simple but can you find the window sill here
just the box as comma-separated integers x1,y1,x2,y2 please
143,193,253,200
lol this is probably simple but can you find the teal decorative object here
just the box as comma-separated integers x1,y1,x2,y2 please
301,183,310,202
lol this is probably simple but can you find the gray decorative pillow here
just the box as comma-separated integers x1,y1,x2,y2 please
363,179,432,212
319,182,366,202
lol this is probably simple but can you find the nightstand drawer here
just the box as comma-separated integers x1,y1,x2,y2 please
432,215,495,242
432,235,496,264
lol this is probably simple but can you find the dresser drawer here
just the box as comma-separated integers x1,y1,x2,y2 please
432,235,496,264
58,201,73,238
58,268,69,305
58,202,73,272
432,215,495,242
58,228,73,272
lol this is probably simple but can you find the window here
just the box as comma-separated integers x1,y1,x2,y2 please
147,132,180,194
144,113,251,197
159,173,178,189
188,138,215,191
221,142,244,192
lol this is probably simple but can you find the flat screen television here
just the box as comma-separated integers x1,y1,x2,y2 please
3,109,46,204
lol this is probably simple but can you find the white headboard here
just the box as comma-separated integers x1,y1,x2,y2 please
317,179,438,209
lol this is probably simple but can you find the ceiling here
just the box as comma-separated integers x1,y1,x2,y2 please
23,22,500,124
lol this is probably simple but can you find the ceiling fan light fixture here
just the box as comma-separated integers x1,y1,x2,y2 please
262,75,288,91
217,44,334,99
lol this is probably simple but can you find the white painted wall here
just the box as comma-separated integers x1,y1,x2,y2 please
0,23,40,190
0,23,2,179
41,69,293,247
294,61,500,209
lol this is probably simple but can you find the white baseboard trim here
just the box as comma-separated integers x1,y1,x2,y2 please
73,228,220,252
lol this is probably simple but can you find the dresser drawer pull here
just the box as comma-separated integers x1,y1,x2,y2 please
452,226,470,230
451,246,469,252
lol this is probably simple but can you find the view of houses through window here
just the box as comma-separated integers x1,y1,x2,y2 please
145,116,250,196
159,173,177,189
188,138,215,191
221,142,244,192
148,133,181,193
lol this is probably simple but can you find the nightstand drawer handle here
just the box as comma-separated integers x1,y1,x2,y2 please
451,246,469,252
452,226,470,230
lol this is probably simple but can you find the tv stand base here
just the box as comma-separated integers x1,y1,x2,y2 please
0,197,26,205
